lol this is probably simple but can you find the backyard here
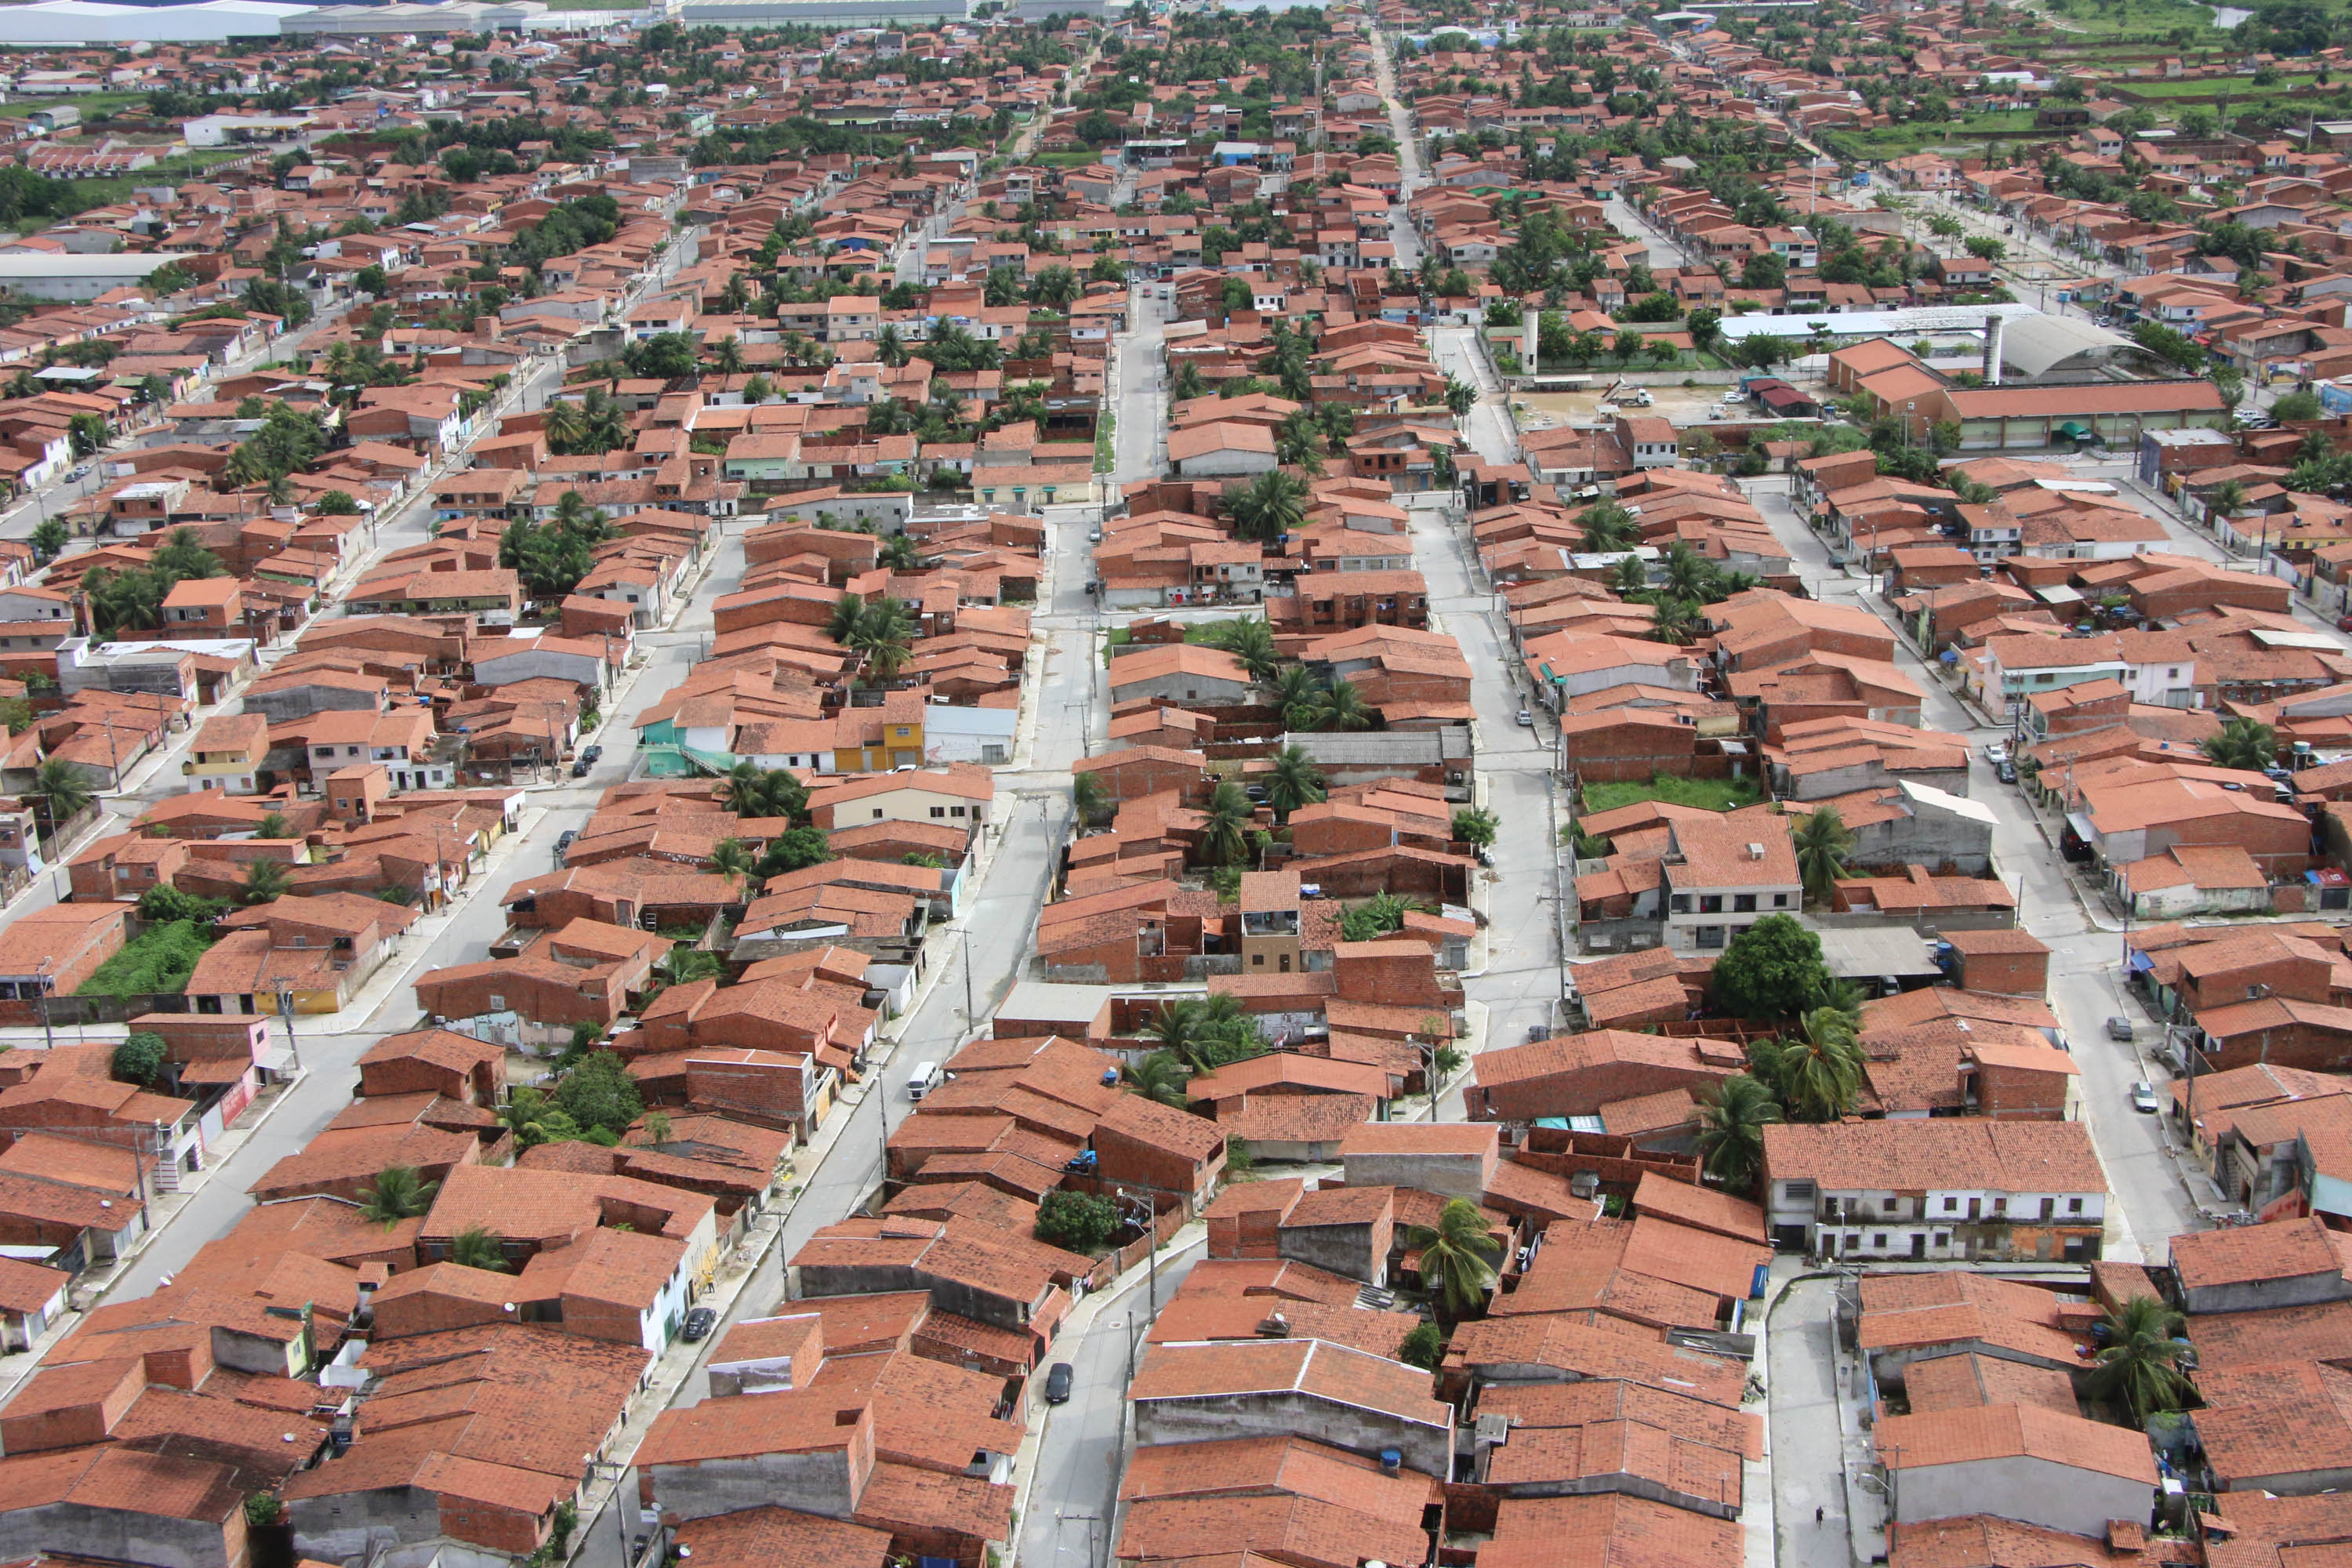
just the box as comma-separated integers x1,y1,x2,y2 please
1580,773,1764,815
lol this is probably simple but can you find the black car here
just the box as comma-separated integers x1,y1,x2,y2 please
681,1307,717,1342
1044,1362,1073,1403
583,744,603,764
571,758,591,779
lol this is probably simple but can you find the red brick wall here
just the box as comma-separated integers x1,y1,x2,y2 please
1094,1122,1221,1203
685,1056,809,1130
1974,1062,2070,1120
1954,949,2048,997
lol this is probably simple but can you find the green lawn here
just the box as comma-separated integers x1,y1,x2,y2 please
2017,0,2241,36
2117,73,2323,97
0,90,150,122
1581,773,1764,815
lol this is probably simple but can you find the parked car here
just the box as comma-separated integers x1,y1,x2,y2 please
1995,760,2016,785
555,829,576,856
583,744,603,764
1087,528,1103,543
2105,1016,2134,1042
1515,708,1534,726
681,1307,717,1341
571,758,590,778
2129,1081,2161,1114
1044,1363,1073,1403
1983,740,2007,764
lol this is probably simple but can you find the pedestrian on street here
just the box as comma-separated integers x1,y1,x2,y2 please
1817,1508,1825,1523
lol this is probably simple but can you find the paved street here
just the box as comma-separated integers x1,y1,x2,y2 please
1751,474,2204,1260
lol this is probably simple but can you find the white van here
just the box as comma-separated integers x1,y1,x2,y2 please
906,1061,944,1101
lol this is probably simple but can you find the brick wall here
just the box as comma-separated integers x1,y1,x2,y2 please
1954,949,2048,998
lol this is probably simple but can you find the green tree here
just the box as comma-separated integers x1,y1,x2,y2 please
1203,617,1279,681
29,517,65,564
710,837,755,898
255,811,292,840
1197,780,1254,866
555,1050,644,1136
2275,390,2324,422
1749,1009,1865,1123
1964,234,2006,262
1035,1188,1120,1251
241,858,290,906
2086,1293,2194,1422
1397,1320,1446,1370
1073,769,1109,827
449,1225,509,1272
1792,806,1856,903
1406,1197,1502,1320
1696,1073,1782,1190
135,884,223,924
2202,716,2278,772
495,1085,580,1149
111,1030,166,1087
1451,807,1499,848
1741,251,1787,290
1340,891,1415,942
1228,468,1309,542
1313,679,1373,732
1269,665,1324,731
358,1164,440,1228
1121,1050,1192,1109
1710,913,1833,1021
1145,995,1263,1073
1262,746,1326,822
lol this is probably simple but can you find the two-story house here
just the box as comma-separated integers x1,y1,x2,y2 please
1762,1119,2107,1262
1661,815,1803,953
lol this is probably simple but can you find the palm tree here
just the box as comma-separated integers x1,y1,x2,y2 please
1228,469,1308,543
1208,618,1279,682
720,760,771,817
1262,746,1326,822
1649,598,1700,645
1313,679,1373,732
2202,716,2277,773
1146,998,1214,1069
28,756,90,840
1611,556,1648,595
1030,264,1082,309
847,597,915,686
1406,1197,1502,1321
448,1225,509,1272
1662,541,1714,601
876,325,909,368
1793,806,1856,904
2087,1294,2193,1422
1750,1014,1864,1123
2212,479,2246,517
1073,768,1109,826
879,533,920,572
255,811,292,840
1197,781,1253,866
1121,1050,1192,1109
826,591,866,644
1696,1074,1782,1191
710,335,746,377
241,858,291,905
358,1164,439,1229
544,397,586,454
1578,500,1636,553
710,837,755,898
1275,409,1327,470
1269,666,1324,730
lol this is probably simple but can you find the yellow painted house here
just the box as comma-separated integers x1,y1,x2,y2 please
831,688,927,773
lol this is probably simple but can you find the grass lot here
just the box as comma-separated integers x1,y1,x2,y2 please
1581,772,1764,815
2008,0,2240,36
0,91,150,122
1094,408,1115,474
1824,111,2045,162
1030,149,1102,168
76,920,214,997
2118,73,2325,98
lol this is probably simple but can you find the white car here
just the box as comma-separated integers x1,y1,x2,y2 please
1515,709,1534,727
1983,741,2008,764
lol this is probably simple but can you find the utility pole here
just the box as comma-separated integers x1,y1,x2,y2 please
962,924,975,1027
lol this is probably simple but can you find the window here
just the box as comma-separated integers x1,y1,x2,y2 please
951,806,967,818
1871,1232,1887,1249
1773,893,1789,908
2067,1197,2084,1214
1733,894,1757,913
873,809,884,819
488,994,505,1010
1695,925,1726,949
1699,895,1722,914
1944,1196,1958,1212
931,806,946,818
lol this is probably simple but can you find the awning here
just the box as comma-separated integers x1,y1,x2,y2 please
2056,420,2092,440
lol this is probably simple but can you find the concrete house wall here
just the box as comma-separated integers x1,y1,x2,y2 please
1892,1454,2149,1540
